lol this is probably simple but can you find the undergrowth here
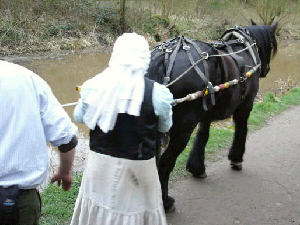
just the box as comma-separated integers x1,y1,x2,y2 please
0,0,299,55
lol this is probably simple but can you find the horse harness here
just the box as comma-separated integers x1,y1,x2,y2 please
152,36,214,110
218,26,261,99
152,26,261,109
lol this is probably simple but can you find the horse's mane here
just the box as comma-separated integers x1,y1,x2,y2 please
246,25,277,56
245,25,277,77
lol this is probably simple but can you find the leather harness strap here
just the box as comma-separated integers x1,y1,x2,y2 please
185,38,210,79
182,38,214,110
164,37,182,85
225,43,247,99
182,38,208,85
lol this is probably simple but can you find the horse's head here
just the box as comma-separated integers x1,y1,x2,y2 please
246,22,278,78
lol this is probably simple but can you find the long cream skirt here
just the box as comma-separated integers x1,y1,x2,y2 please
70,151,167,225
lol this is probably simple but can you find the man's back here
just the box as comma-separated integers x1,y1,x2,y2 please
0,60,76,189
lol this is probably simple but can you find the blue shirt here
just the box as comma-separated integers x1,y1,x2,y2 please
0,60,77,189
74,82,173,133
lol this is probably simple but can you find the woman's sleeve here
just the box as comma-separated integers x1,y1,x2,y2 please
152,82,173,133
73,100,88,123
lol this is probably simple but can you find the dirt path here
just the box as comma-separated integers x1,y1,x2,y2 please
167,106,300,225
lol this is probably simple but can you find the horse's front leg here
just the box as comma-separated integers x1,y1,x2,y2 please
158,118,198,212
228,103,252,170
186,121,211,178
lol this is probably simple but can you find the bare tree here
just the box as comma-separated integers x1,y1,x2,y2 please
162,0,170,18
120,0,126,34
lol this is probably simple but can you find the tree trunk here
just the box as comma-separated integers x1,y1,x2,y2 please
162,0,170,18
120,0,126,34
196,0,202,17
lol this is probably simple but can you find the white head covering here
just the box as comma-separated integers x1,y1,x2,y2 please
82,33,151,133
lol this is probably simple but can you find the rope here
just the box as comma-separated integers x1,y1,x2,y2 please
166,58,205,88
209,43,256,58
171,63,261,106
61,102,78,107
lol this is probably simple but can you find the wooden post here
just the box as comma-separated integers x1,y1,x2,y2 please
162,0,169,18
120,0,126,34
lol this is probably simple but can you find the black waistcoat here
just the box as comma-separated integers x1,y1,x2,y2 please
89,78,158,160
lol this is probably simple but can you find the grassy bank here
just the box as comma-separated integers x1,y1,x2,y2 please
1,0,299,56
40,87,300,225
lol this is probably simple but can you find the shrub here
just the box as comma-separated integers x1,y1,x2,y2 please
251,0,288,25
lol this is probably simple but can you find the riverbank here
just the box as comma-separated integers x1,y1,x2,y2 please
40,87,300,225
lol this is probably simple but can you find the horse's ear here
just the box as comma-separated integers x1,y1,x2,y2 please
250,19,257,25
271,22,279,33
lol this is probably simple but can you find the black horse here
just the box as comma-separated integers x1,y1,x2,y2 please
147,22,278,211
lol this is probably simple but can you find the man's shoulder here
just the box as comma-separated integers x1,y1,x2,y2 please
0,60,40,80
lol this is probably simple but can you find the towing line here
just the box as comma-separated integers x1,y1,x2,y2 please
62,64,260,108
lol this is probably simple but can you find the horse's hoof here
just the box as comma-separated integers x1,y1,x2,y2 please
186,166,207,178
192,171,207,179
230,161,242,171
165,204,176,213
164,196,175,213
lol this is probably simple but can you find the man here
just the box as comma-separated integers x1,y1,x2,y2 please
0,60,78,225
70,33,173,225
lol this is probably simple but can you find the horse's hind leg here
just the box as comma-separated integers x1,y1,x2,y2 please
158,117,198,212
186,121,211,178
228,103,252,170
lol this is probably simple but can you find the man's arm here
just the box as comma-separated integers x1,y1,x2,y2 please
51,136,77,190
34,75,78,190
51,148,75,191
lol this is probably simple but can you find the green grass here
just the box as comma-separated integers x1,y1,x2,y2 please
40,87,300,224
40,174,82,225
249,89,300,130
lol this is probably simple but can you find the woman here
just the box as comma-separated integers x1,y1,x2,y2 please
70,33,173,225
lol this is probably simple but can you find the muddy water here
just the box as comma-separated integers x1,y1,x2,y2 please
260,41,300,93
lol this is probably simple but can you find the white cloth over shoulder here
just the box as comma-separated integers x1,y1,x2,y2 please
82,33,151,133
74,82,173,133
